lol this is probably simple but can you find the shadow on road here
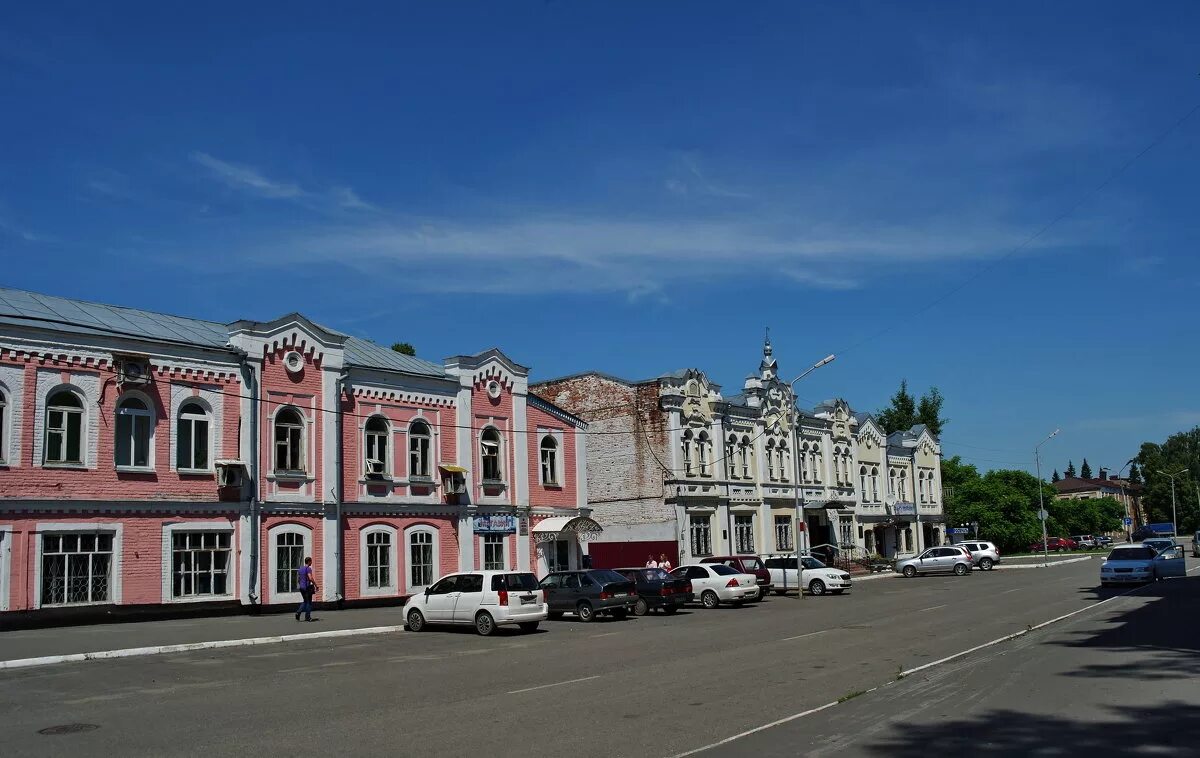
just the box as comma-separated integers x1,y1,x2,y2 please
864,702,1200,757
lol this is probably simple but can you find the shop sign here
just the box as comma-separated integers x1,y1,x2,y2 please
473,514,517,533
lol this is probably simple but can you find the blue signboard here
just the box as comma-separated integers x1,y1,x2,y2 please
948,527,969,534
1148,522,1174,535
473,514,517,534
893,503,916,516
1123,517,1133,526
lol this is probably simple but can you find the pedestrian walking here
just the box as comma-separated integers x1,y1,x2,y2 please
645,554,659,568
295,556,317,622
658,553,673,571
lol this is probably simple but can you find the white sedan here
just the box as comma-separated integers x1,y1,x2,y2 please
670,564,759,608
1100,544,1186,586
763,555,853,596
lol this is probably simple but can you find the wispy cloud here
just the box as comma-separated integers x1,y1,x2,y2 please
191,152,304,199
664,154,751,199
0,213,41,243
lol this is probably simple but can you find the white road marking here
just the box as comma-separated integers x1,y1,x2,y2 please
999,588,1023,595
915,604,946,612
781,630,827,642
506,675,600,695
589,632,621,638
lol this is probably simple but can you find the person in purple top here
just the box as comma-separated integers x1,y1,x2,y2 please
295,556,317,622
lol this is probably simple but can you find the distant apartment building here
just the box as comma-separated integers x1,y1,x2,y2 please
1053,472,1143,524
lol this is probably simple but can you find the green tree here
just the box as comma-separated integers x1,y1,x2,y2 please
915,386,947,437
1065,460,1076,478
1051,469,1061,483
1127,462,1141,485
1080,459,1092,479
390,342,416,356
941,457,1054,553
876,380,917,434
1136,435,1199,531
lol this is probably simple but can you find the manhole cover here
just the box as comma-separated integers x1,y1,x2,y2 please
38,724,100,735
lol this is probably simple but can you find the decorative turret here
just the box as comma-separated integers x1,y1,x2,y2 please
759,327,778,381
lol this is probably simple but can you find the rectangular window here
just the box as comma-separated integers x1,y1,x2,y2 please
41,533,113,605
46,408,84,464
774,515,793,551
366,531,392,588
689,514,712,557
483,534,506,570
409,432,430,478
172,531,231,598
409,531,434,588
734,513,755,554
540,444,558,485
0,392,6,463
275,532,305,594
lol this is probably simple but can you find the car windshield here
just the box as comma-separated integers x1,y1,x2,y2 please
495,573,539,591
1108,548,1155,561
709,564,738,576
801,557,826,569
589,570,631,584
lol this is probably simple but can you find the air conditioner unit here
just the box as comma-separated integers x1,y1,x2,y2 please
444,476,466,494
215,460,246,488
115,355,152,385
365,459,386,477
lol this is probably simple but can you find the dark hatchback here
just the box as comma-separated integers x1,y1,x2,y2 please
539,570,637,622
614,567,694,615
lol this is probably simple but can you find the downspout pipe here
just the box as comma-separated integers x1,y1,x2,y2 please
335,368,350,608
236,348,261,609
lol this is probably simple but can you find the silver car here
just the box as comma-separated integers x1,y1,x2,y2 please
958,541,1000,570
1099,544,1186,586
895,546,973,577
1192,531,1200,558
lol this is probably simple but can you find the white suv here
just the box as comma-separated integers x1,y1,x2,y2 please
403,571,547,636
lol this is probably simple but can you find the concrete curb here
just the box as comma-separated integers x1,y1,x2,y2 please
995,556,1093,570
0,624,406,671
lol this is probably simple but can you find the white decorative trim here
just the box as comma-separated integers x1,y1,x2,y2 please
359,524,399,597
404,523,441,594
33,522,124,609
0,524,11,612
169,383,223,472
266,522,312,605
159,521,237,604
114,387,157,470
34,370,99,469
478,532,510,571
0,364,25,467
536,427,565,487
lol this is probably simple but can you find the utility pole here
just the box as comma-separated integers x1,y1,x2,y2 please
1035,429,1060,568
789,354,836,600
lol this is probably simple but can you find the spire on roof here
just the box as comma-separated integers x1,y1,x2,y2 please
759,327,778,381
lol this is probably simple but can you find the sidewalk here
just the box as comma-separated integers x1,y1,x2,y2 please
0,606,407,668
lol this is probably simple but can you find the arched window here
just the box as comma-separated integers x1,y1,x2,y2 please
726,435,738,478
811,445,821,483
860,465,868,495
480,428,502,482
871,467,880,502
115,395,153,469
274,407,305,474
682,430,694,475
45,389,85,465
540,435,559,485
890,470,899,498
741,435,751,478
177,401,211,471
900,470,909,500
800,443,810,481
928,473,938,502
405,526,439,591
766,439,776,481
778,441,789,482
364,416,389,476
697,431,710,476
361,525,397,594
0,387,8,464
409,420,431,479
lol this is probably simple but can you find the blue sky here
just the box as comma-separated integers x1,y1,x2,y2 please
2,1,1198,476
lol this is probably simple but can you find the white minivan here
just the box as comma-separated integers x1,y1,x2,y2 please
403,571,547,636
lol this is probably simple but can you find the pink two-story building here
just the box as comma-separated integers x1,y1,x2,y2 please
0,287,593,623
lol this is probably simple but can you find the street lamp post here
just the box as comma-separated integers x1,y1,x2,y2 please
787,354,836,600
1115,459,1134,543
1035,429,1060,568
1156,468,1188,537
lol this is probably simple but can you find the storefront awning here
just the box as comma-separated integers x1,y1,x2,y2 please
532,515,603,543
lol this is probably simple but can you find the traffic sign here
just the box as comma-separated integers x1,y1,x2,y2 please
1037,508,1049,521
1123,517,1133,526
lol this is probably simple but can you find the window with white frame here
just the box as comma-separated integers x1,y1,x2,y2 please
734,513,755,554
774,515,793,551
177,401,211,471
408,529,436,588
741,436,751,478
900,471,909,500
766,439,776,481
45,389,84,465
364,416,389,476
482,534,506,570
689,514,712,556
860,466,868,496
839,520,853,547
832,447,842,484
409,420,431,478
172,531,232,598
871,467,880,502
928,473,938,502
480,428,502,482
800,443,810,481
682,430,694,476
41,532,113,605
0,388,7,463
811,445,821,483
697,431,710,476
778,442,789,481
274,407,305,474
540,435,559,485
365,529,393,589
918,472,926,502
115,394,153,469
726,435,738,479
274,530,306,594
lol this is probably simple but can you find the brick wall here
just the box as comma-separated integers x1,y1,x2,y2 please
260,345,323,501
526,404,577,509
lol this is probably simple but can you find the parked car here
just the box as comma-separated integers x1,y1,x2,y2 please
958,541,1000,570
1130,525,1158,542
1099,544,1186,586
1070,535,1098,549
700,555,773,600
1141,537,1177,554
1029,537,1078,552
404,571,546,636
1095,535,1114,547
1192,530,1200,558
614,567,693,615
762,555,852,595
539,569,637,622
669,564,759,608
895,546,973,577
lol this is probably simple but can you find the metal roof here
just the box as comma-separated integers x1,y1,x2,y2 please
343,337,445,377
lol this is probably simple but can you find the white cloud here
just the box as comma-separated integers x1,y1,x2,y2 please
191,152,304,198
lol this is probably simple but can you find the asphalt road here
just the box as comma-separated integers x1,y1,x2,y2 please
0,556,1184,757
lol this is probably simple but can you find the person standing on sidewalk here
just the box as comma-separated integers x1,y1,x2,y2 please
295,557,317,622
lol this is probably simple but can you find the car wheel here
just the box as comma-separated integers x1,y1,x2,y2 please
902,565,917,578
577,601,595,622
475,611,496,636
954,563,969,576
612,608,628,620
406,609,425,632
663,606,678,615
701,590,720,609
809,579,826,596
979,558,994,571
518,622,540,633
633,597,649,616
